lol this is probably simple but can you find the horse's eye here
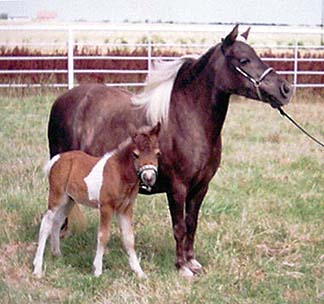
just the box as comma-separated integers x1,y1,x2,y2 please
239,58,250,65
133,150,140,159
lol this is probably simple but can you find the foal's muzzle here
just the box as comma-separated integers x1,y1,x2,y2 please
137,165,158,192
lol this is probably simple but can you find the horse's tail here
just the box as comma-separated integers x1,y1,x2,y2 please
66,204,87,234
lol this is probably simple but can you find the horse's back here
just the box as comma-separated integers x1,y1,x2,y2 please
48,84,137,157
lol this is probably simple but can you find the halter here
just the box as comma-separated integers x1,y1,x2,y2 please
221,45,273,100
137,164,158,192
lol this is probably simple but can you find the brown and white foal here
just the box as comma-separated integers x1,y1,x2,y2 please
33,123,161,278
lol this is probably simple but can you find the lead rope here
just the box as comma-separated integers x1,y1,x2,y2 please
278,107,324,149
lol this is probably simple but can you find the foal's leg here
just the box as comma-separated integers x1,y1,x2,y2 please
117,206,146,279
184,185,209,274
33,209,55,278
50,198,75,256
93,204,113,277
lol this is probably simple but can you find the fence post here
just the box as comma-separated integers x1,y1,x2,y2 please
68,28,74,89
147,31,152,78
293,43,298,93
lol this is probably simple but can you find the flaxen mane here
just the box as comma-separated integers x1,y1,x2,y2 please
131,55,199,125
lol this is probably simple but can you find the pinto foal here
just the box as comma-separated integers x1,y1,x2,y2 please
33,123,161,278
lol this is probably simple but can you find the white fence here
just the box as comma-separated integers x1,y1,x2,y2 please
0,23,324,89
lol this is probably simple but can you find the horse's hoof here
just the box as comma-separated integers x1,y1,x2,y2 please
187,259,203,274
179,266,194,280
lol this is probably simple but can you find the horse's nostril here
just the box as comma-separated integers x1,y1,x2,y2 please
280,82,291,97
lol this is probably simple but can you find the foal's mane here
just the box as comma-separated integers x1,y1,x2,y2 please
131,55,199,125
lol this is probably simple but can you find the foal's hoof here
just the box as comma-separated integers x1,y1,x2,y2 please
51,249,62,257
137,271,148,280
179,266,194,280
60,229,72,239
32,270,43,279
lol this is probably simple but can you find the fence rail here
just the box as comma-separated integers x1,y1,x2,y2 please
0,24,324,90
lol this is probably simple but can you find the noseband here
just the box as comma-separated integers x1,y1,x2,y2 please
137,164,158,192
221,45,273,100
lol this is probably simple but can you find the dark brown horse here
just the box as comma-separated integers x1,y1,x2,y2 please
48,25,292,278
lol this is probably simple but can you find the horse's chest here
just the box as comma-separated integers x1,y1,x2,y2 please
161,133,221,186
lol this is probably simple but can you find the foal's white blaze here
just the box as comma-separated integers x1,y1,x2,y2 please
84,152,113,202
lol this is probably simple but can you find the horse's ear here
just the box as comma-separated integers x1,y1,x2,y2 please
241,27,251,40
222,24,239,50
150,122,161,136
128,123,138,140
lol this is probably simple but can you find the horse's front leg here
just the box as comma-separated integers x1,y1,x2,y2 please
184,184,209,274
167,184,194,278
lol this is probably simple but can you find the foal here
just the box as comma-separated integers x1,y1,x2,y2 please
33,123,161,278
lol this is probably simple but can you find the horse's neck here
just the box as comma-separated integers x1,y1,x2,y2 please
172,55,230,141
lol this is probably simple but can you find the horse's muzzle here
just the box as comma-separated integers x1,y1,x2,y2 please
280,81,292,100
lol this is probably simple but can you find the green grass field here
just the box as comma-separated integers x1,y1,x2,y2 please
0,92,323,304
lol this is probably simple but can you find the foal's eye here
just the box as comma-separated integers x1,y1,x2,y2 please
239,58,250,65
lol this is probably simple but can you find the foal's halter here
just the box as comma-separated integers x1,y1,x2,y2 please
221,45,273,100
137,164,158,192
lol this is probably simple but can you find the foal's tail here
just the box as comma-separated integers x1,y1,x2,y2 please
43,154,61,177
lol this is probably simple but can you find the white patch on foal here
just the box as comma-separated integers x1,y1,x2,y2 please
84,152,113,202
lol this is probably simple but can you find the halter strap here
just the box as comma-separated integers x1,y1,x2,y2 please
221,45,273,100
137,164,158,177
137,164,158,192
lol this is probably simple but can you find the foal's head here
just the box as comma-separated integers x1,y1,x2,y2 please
129,123,161,189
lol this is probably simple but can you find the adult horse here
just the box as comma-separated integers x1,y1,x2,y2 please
48,25,292,278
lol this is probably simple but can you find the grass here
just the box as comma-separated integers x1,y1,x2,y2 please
0,92,323,303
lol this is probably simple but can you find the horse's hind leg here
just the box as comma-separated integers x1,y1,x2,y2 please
117,206,146,279
50,197,75,256
33,209,55,278
93,204,113,277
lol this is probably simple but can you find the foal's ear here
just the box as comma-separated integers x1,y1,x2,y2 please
128,123,138,140
150,122,161,136
222,24,239,50
240,27,251,40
